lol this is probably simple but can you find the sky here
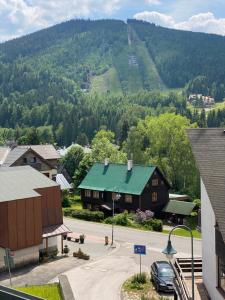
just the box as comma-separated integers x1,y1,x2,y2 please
1,0,225,42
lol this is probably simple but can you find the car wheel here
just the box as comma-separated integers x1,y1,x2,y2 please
155,283,160,293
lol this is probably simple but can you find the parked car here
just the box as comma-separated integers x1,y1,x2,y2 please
150,261,175,293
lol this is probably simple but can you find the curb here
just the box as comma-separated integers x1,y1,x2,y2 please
59,274,75,300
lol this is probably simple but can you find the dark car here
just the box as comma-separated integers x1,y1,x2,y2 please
150,261,175,293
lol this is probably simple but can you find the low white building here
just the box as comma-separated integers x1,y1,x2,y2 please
188,128,225,300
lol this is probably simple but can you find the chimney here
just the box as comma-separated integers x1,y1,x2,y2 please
104,158,109,166
127,160,133,171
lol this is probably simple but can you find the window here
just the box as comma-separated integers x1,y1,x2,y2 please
218,256,225,293
152,192,158,202
93,191,99,199
87,204,92,210
152,179,159,186
161,180,164,185
23,157,27,164
125,194,132,203
85,190,91,197
30,157,37,163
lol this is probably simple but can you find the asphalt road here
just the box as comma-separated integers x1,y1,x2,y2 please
64,218,202,300
64,218,202,258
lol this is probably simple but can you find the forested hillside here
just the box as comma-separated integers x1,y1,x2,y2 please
1,19,225,147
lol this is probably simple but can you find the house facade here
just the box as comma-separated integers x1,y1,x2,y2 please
188,128,225,300
0,166,70,270
0,144,60,179
79,161,170,215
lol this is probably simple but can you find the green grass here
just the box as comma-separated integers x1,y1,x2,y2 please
90,67,122,94
163,228,201,238
16,284,62,300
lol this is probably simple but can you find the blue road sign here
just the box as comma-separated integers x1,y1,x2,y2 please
134,245,146,255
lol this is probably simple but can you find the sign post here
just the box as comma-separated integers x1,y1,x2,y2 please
4,248,14,287
134,245,146,275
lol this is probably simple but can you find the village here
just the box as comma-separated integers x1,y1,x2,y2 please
0,128,224,300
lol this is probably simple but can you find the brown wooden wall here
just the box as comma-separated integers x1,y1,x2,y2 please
0,196,43,251
36,186,62,227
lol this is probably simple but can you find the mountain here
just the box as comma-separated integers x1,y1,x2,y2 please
1,19,225,96
0,19,225,145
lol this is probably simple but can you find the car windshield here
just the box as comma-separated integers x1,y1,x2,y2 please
158,267,174,277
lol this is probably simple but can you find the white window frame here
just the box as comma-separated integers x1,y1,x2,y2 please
93,191,100,199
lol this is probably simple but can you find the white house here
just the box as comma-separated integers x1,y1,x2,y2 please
188,128,225,300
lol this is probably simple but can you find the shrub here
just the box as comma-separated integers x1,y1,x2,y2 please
62,197,71,208
71,209,104,222
131,273,147,285
143,218,163,232
73,248,90,260
104,211,130,226
134,209,154,224
63,208,74,217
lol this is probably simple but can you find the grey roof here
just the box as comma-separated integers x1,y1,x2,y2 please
187,128,225,243
163,200,195,216
2,144,60,166
20,145,60,160
3,147,28,166
0,166,58,202
56,174,72,190
0,147,10,165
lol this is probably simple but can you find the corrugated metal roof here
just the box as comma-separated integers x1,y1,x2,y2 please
0,166,58,202
187,128,225,243
79,163,156,195
163,200,195,215
56,174,72,190
169,193,190,201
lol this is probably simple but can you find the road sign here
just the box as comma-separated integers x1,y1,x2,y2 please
134,245,146,255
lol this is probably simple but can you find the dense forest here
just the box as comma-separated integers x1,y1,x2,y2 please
1,19,225,147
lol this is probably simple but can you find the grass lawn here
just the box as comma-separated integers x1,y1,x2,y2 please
163,228,201,239
16,284,62,300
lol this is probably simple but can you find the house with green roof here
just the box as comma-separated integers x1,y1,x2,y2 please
79,160,171,215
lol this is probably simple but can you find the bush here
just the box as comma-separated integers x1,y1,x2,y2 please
71,209,104,222
63,208,74,217
62,197,71,208
143,218,163,232
104,211,130,226
131,273,147,285
134,209,154,223
73,248,90,260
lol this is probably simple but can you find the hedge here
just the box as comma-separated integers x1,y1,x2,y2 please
64,208,104,222
143,218,163,232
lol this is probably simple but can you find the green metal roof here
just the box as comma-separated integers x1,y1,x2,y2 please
78,163,156,195
163,200,195,216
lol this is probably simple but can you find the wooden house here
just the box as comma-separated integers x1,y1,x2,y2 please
0,144,60,179
79,160,170,216
0,166,70,270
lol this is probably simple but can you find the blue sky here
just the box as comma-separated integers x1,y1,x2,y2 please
1,0,225,42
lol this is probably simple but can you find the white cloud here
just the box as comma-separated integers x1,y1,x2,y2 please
145,0,161,5
133,11,225,35
0,0,124,42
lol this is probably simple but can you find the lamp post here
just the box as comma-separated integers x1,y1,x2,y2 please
162,225,195,300
111,189,121,247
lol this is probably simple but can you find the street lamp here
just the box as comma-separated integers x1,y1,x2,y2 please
162,225,195,300
111,189,121,247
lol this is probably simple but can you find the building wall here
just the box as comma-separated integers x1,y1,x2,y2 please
201,180,224,300
0,245,40,270
36,186,62,227
141,170,169,214
0,196,43,251
13,150,51,172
